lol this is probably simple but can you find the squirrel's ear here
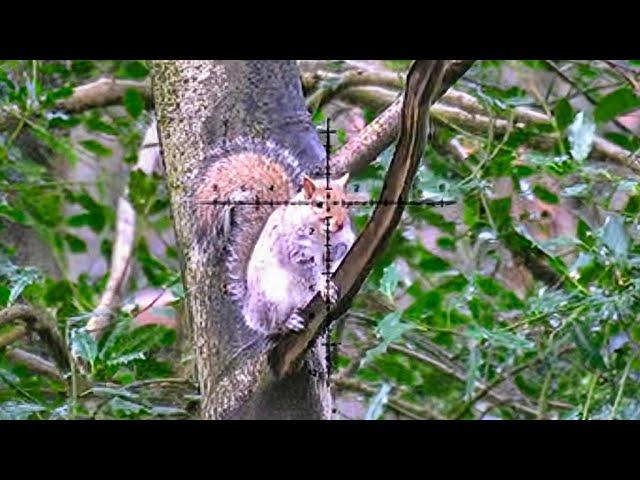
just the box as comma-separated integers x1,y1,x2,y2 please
302,175,316,198
335,172,350,188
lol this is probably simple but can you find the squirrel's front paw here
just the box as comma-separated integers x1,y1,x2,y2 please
284,310,307,332
321,281,340,304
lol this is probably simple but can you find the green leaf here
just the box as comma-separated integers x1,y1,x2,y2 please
532,185,559,204
80,139,112,157
594,88,640,124
379,264,400,302
0,260,42,305
600,215,629,259
123,89,145,119
554,98,574,130
64,233,87,253
0,401,46,420
116,60,150,80
363,312,414,364
465,324,534,351
571,324,606,371
364,383,392,420
106,397,149,418
567,112,595,161
71,328,98,369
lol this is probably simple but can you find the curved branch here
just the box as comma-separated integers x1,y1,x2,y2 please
271,60,455,377
305,70,404,111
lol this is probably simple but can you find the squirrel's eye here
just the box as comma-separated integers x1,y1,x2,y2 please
315,201,323,208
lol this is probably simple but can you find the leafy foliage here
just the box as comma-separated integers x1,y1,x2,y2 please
2,59,640,420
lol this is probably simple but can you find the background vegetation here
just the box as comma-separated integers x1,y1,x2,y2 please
1,60,640,419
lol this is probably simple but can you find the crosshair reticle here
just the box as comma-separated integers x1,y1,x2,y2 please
198,118,457,382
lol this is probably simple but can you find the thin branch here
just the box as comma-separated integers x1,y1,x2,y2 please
601,60,640,93
333,81,640,174
544,60,635,136
331,60,475,176
6,348,63,380
86,120,161,338
305,70,404,111
333,377,442,419
0,324,27,348
58,77,152,112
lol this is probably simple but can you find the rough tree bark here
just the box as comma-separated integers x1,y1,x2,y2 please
152,60,466,419
152,61,331,419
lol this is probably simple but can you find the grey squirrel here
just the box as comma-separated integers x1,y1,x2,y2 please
194,137,361,349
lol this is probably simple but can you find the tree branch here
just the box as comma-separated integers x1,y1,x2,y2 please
5,347,63,380
0,305,70,373
332,79,640,174
58,77,152,112
270,60,456,377
330,60,475,175
86,120,161,338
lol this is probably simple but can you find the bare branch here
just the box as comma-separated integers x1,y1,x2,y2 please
6,348,63,380
58,77,152,112
333,377,442,419
305,70,405,111
330,60,475,175
332,77,640,174
86,119,161,338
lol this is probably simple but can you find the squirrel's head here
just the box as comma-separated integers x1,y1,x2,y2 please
301,173,365,233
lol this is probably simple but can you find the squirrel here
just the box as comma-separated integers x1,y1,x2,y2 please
193,137,362,356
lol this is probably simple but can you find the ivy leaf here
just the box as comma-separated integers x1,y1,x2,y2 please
364,383,392,420
0,401,46,420
379,264,400,302
600,215,629,259
80,139,112,157
70,328,98,370
123,88,144,119
567,112,595,162
532,185,559,204
363,312,414,364
554,98,574,131
594,88,640,124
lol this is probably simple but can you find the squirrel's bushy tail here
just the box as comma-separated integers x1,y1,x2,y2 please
192,137,302,303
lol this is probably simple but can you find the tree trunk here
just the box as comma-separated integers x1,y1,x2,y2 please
151,61,331,419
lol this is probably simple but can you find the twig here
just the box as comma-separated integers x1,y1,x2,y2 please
305,70,404,111
544,60,635,136
333,377,442,419
334,84,640,174
601,60,640,93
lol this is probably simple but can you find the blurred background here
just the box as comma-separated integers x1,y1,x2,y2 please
1,60,639,419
